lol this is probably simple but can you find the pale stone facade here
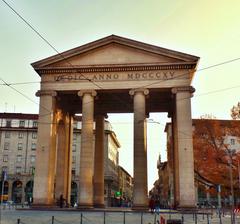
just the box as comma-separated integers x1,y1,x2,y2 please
0,113,123,206
31,35,199,209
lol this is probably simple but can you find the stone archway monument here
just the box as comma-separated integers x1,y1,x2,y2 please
32,35,199,209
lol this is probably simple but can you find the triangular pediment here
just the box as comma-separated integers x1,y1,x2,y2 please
32,35,199,70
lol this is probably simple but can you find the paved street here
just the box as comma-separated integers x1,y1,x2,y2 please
0,207,239,224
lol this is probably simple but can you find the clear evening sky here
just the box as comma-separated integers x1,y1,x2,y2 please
1,0,240,190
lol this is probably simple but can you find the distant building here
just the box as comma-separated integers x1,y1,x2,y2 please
0,113,132,206
152,119,240,207
118,166,133,206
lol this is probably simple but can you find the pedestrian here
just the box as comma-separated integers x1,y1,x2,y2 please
59,194,64,208
149,197,155,213
155,198,160,214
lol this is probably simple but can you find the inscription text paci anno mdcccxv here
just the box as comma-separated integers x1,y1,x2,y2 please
54,71,177,82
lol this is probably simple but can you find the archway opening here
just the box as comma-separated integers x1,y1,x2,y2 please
12,180,23,203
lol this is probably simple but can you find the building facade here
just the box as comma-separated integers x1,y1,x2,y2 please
0,112,129,206
153,119,240,208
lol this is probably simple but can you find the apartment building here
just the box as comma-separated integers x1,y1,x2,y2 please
0,113,131,206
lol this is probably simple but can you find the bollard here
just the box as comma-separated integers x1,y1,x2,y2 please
17,218,20,224
181,215,184,224
141,212,143,224
207,214,210,224
123,211,125,224
219,210,222,224
194,213,197,224
52,216,54,224
80,213,82,224
103,211,106,224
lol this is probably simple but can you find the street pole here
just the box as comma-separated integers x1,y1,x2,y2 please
238,160,240,192
229,157,235,224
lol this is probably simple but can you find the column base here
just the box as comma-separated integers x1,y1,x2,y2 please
132,204,148,211
31,203,56,209
78,203,94,209
94,203,105,208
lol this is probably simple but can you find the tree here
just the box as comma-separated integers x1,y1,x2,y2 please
231,102,240,120
193,119,240,197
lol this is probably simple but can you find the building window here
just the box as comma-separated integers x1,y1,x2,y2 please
73,133,77,140
18,132,24,139
16,167,22,174
30,155,36,163
6,120,11,127
72,156,76,163
72,144,76,152
5,131,10,138
33,121,38,128
2,166,8,173
32,132,37,139
29,167,35,175
4,142,9,150
16,155,22,163
231,139,235,145
31,143,36,151
71,169,76,175
17,143,23,150
3,155,8,162
19,120,25,127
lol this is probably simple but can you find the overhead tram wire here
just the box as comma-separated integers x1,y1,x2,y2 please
2,0,240,122
1,0,136,113
1,0,102,90
137,56,240,90
0,81,40,86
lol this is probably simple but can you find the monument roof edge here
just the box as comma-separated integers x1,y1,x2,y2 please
31,35,200,70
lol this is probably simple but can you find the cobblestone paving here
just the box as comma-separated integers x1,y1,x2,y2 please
0,207,239,224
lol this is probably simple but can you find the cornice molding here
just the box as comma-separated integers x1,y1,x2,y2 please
171,86,195,94
35,90,57,97
35,63,196,75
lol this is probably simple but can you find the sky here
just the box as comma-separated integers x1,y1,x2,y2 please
1,0,240,190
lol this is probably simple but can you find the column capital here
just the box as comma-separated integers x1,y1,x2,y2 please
171,86,195,94
36,90,57,97
77,90,97,97
129,88,149,96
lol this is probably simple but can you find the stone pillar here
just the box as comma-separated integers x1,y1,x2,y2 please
55,112,73,205
77,90,97,208
93,114,105,207
172,86,196,208
171,110,180,207
8,181,12,201
129,88,149,210
33,90,57,206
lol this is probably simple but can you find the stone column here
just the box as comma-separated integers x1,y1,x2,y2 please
93,114,105,207
8,181,12,201
55,112,73,205
129,88,149,210
171,111,180,207
77,90,97,208
172,86,196,208
33,90,57,206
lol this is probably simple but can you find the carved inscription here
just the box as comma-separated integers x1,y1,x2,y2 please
54,71,177,82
